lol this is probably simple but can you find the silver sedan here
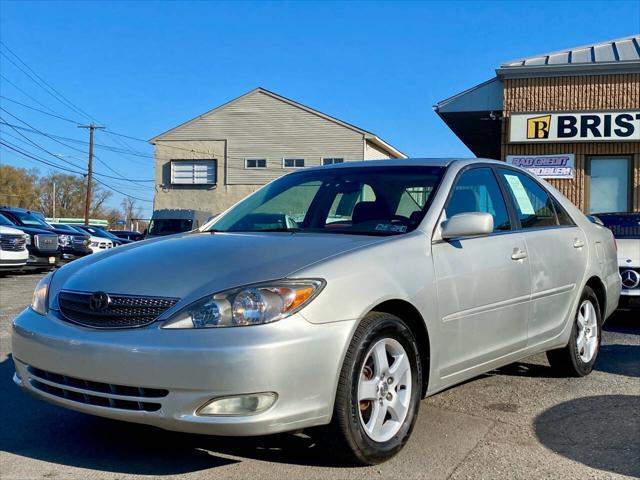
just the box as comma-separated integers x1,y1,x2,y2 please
12,158,620,465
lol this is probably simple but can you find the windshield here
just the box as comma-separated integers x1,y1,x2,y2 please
597,214,640,239
52,224,83,235
148,219,194,236
0,213,15,227
5,210,52,229
208,166,444,235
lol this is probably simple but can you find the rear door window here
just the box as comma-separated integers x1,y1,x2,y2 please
498,169,558,229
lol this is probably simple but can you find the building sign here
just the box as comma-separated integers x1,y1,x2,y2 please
506,154,575,179
509,111,640,142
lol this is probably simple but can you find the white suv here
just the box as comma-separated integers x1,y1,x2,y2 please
0,225,29,271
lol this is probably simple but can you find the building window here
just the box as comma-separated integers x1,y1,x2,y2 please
283,158,305,169
170,160,216,185
322,157,344,166
587,156,631,214
245,158,267,169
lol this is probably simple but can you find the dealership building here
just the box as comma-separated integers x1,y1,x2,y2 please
435,35,640,214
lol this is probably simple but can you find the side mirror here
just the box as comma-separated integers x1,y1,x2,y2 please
441,212,493,239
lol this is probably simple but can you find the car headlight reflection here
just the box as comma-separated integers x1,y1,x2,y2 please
161,279,325,329
31,272,53,315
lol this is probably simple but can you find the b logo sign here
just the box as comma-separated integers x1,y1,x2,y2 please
527,115,551,139
511,111,640,142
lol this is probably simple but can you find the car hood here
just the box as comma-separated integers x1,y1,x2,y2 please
0,225,26,235
617,238,640,267
51,231,388,302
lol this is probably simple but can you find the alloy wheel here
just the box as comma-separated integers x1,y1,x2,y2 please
576,299,598,363
357,338,412,442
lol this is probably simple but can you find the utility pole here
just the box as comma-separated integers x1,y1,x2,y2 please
78,123,104,225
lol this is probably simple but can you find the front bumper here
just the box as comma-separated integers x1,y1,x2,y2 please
58,246,92,263
12,307,355,436
618,289,640,311
25,252,60,268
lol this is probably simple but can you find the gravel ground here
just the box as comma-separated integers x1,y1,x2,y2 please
0,272,638,480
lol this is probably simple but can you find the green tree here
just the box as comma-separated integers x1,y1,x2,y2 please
0,165,40,208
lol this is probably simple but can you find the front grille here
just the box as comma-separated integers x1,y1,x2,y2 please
34,234,59,251
26,365,167,412
58,290,179,329
72,236,88,247
0,234,26,251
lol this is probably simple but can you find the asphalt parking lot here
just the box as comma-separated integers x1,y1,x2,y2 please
0,272,638,480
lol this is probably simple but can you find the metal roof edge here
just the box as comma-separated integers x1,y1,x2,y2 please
497,61,640,79
500,34,640,67
433,78,501,112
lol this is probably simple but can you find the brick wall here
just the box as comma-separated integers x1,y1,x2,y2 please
501,74,640,212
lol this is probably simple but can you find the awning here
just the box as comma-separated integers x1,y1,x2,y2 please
433,78,503,160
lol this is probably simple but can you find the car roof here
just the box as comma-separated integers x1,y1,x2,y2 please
301,157,500,172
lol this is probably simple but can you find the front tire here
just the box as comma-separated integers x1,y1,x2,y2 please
328,312,422,465
546,286,601,377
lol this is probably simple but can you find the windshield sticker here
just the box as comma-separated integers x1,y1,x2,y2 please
375,224,407,233
504,175,535,215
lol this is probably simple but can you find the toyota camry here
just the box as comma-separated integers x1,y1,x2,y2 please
12,158,620,464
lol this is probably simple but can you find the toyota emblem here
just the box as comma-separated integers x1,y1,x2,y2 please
620,270,640,289
88,291,111,311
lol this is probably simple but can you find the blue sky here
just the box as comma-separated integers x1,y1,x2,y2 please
1,0,638,218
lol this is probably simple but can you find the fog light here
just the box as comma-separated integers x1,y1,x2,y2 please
197,392,277,416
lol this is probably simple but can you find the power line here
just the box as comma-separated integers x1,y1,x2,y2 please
0,94,81,124
0,43,93,120
1,140,153,203
0,111,155,183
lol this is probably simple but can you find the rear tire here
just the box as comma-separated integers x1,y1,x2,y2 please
546,286,601,377
326,312,422,465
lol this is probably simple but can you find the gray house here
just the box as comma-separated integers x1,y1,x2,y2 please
150,87,406,214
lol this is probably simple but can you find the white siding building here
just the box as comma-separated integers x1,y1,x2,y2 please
150,88,406,214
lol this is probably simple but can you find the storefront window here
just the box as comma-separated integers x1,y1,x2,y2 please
588,157,630,214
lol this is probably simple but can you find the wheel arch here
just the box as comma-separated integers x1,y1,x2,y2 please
370,299,430,397
585,275,607,320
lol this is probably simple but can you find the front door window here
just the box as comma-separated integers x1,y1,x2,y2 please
588,157,630,214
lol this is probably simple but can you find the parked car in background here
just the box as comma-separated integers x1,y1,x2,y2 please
49,224,112,254
594,212,640,311
0,213,59,270
68,226,115,253
0,207,92,265
0,224,29,272
146,209,213,238
12,159,620,465
73,225,132,246
109,230,144,242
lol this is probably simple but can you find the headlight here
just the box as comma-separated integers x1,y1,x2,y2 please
162,279,325,329
31,272,53,315
24,234,31,245
58,234,72,246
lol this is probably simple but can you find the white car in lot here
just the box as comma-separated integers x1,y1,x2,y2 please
0,225,29,271
52,224,114,253
594,212,640,311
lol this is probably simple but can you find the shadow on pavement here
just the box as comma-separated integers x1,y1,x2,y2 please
535,395,640,477
0,355,343,476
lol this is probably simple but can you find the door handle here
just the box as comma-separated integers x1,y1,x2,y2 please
511,249,528,261
573,239,585,248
